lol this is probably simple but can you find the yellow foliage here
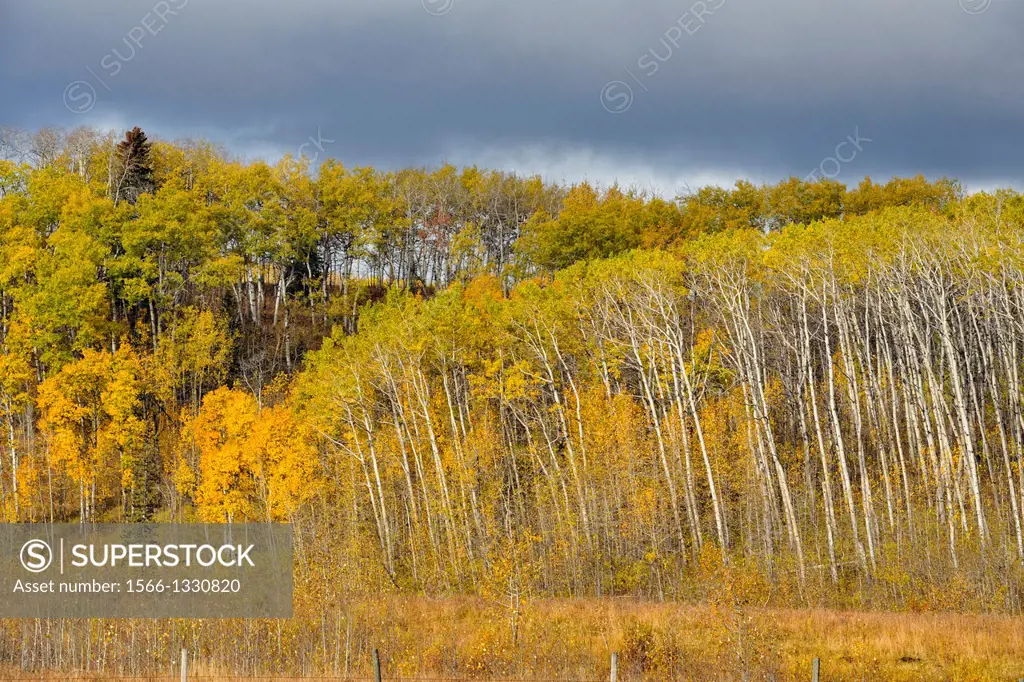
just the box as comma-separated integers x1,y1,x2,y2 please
181,386,320,521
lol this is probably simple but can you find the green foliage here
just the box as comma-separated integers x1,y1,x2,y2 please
516,184,647,270
2,126,1021,628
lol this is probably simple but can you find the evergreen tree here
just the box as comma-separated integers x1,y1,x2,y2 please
112,126,154,204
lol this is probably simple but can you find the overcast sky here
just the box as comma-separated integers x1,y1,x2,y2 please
1,0,1022,194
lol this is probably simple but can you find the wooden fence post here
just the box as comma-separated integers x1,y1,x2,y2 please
811,657,820,682
610,652,618,682
373,647,382,682
180,648,187,682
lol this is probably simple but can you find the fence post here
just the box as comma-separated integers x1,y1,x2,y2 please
610,652,618,682
811,657,820,682
373,647,382,682
180,648,187,682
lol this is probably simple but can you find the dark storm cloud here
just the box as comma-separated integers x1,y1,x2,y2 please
1,0,1022,191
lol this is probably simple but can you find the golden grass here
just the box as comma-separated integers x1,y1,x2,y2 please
2,600,1023,680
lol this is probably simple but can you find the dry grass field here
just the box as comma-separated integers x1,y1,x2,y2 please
2,599,1023,681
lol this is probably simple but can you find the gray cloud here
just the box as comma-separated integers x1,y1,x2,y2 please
1,0,1022,193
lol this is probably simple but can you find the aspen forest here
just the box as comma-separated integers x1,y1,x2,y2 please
4,125,1024,680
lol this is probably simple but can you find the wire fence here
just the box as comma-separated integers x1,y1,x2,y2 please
0,677,606,682
0,650,607,682
0,672,608,681
0,652,841,681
